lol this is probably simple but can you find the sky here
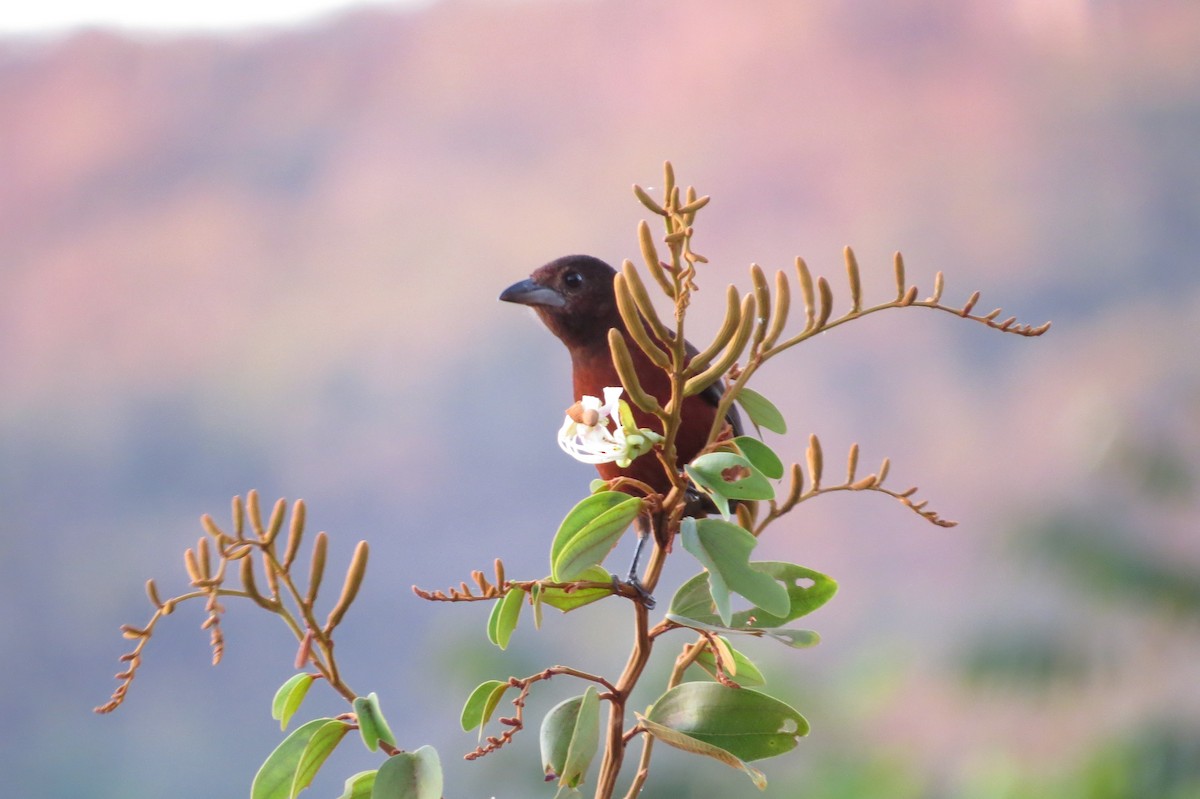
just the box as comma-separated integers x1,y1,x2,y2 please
0,0,431,34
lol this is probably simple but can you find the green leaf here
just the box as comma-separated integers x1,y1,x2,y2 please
487,588,524,650
540,687,601,789
762,628,821,648
669,562,838,629
733,437,784,480
530,582,544,629
353,693,397,752
550,492,642,581
668,570,721,620
251,717,340,799
686,453,775,520
291,719,352,798
681,518,789,625
272,673,316,731
737,387,787,435
636,714,767,790
665,611,822,648
539,565,614,612
372,746,443,799
646,682,808,762
336,770,376,799
617,399,639,432
692,637,766,687
460,680,509,738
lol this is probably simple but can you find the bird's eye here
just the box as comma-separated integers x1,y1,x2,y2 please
563,270,584,290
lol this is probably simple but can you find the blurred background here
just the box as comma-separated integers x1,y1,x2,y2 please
2,1,1199,797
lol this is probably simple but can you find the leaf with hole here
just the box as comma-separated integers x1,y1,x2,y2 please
646,682,808,762
681,518,789,625
669,562,837,629
686,453,775,520
733,437,784,480
636,714,767,789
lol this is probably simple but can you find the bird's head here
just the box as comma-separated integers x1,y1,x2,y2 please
499,255,622,350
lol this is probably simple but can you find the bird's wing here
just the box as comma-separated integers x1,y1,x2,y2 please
684,339,745,438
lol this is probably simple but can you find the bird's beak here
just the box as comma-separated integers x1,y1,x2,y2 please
499,278,567,309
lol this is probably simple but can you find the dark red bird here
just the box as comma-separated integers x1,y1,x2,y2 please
500,254,742,501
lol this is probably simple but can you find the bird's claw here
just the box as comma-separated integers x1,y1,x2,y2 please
611,573,656,609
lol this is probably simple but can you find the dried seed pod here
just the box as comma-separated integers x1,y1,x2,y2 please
614,273,670,369
684,293,755,398
201,514,227,543
305,532,329,608
471,569,493,594
294,629,314,670
262,551,280,598
184,548,202,583
495,558,506,589
785,462,804,506
763,270,790,349
325,540,370,632
961,291,981,316
637,220,675,298
678,193,711,216
984,308,1002,321
265,498,286,546
846,443,859,484
735,502,755,532
796,257,815,330
931,271,945,303
198,537,213,579
283,500,306,569
663,161,676,200
633,184,665,215
806,435,824,490
621,260,672,340
844,246,862,314
815,277,834,330
223,543,253,560
608,329,664,414
850,475,878,490
232,494,245,539
878,457,891,485
901,285,918,306
145,579,163,609
239,556,275,610
247,490,265,540
893,251,906,301
750,264,770,348
686,284,741,377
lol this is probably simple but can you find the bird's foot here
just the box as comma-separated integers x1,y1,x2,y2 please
611,573,656,610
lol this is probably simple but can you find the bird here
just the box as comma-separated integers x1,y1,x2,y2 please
500,254,743,593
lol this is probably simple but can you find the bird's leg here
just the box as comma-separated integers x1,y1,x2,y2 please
614,513,656,609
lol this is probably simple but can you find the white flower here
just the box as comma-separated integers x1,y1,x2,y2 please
557,386,663,467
